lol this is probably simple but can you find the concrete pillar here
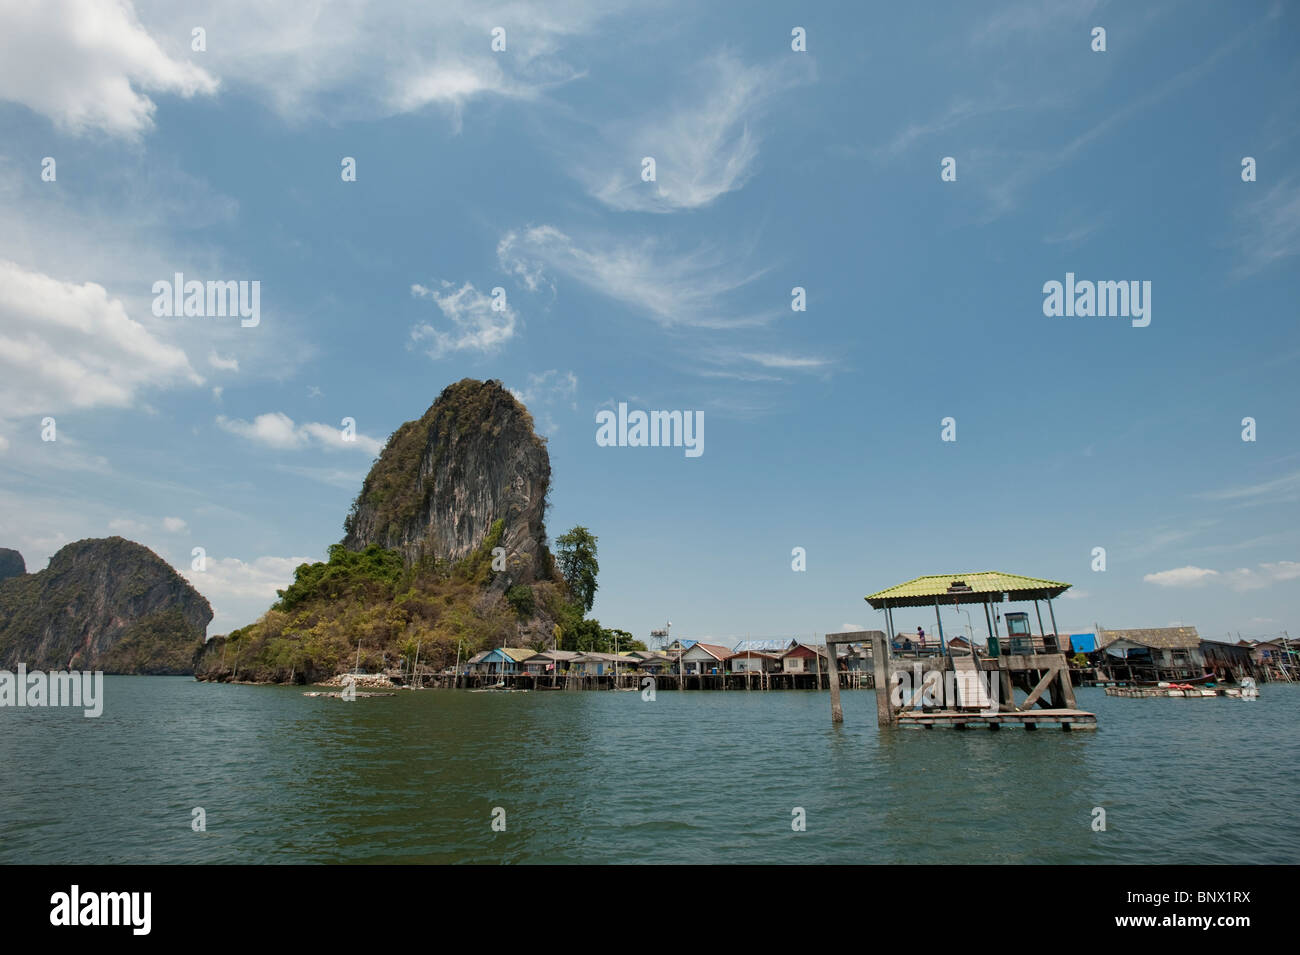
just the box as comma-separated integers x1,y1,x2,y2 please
870,630,894,726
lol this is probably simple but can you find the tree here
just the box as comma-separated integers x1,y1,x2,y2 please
555,526,599,613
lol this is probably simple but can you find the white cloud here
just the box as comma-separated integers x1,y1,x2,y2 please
737,352,830,370
217,411,301,449
410,281,517,357
208,350,240,372
1144,561,1300,592
185,554,309,604
0,259,201,418
575,52,808,212
216,412,383,455
162,516,187,533
1144,566,1220,587
108,517,151,537
274,463,369,490
510,370,578,410
0,0,218,137
498,225,775,329
1062,589,1089,600
183,553,315,633
510,369,578,434
840,623,864,632
1224,561,1300,592
300,421,384,456
127,0,620,129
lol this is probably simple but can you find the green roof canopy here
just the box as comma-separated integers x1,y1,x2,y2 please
865,571,1071,609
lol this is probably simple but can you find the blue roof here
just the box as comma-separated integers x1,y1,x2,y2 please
1068,633,1096,653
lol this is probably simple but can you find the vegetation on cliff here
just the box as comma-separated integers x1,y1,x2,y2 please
0,548,24,582
196,521,636,683
344,378,543,543
0,537,211,673
195,379,635,684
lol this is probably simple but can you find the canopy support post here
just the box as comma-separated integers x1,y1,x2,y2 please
934,597,945,652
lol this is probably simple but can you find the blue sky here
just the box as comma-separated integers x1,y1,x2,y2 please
0,0,1297,646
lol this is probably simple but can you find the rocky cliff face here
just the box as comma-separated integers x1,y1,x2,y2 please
0,548,24,582
0,537,212,674
343,378,554,587
193,380,571,684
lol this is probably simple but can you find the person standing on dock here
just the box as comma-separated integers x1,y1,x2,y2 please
917,626,925,649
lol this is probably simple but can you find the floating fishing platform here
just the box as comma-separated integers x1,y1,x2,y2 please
897,708,1096,730
1105,684,1258,699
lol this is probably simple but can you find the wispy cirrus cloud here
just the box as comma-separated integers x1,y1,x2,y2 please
573,51,812,212
498,225,776,329
1232,177,1300,278
1197,468,1300,506
735,352,830,370
968,0,1103,47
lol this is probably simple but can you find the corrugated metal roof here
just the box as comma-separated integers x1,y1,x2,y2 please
865,571,1071,609
1097,627,1200,650
1068,633,1097,653
782,642,828,657
731,639,791,652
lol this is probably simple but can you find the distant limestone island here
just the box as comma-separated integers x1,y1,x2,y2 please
195,378,635,685
0,538,212,675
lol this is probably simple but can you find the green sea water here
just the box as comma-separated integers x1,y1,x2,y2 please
2,677,1296,864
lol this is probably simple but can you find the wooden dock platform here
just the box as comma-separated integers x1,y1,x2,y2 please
822,630,1099,729
897,707,1097,730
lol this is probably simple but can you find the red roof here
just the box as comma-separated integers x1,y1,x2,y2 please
781,643,824,658
690,643,732,660
723,650,780,661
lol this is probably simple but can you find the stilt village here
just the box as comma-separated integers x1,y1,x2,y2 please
328,571,1291,730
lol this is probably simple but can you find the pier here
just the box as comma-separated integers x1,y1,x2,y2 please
825,570,1099,730
824,628,1096,730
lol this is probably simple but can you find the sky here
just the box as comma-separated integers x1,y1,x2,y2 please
0,0,1297,647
